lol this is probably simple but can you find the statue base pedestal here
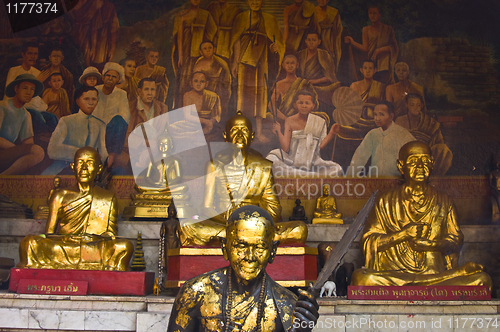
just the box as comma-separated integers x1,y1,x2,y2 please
165,245,318,288
9,268,155,296
348,285,491,300
312,217,343,224
122,205,196,220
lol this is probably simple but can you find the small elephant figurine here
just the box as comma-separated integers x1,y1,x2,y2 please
320,280,337,297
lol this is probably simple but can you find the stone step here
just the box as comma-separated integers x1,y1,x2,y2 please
1,291,500,331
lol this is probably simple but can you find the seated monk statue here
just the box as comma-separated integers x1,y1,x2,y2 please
179,111,308,246
17,147,134,271
133,132,187,198
351,141,492,289
290,199,308,223
312,184,342,224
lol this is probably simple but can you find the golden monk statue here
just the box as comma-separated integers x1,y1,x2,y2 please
125,132,192,219
312,184,342,224
351,141,492,289
179,112,308,246
134,133,186,194
17,147,134,271
168,205,319,332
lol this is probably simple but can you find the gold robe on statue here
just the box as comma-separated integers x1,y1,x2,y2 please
408,113,452,175
231,10,284,119
172,9,217,108
351,186,491,288
318,6,342,70
134,65,169,104
179,149,307,246
297,48,340,106
286,1,318,54
42,88,71,119
338,80,386,140
206,1,241,60
18,186,133,271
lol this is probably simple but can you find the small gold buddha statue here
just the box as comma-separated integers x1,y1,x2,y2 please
33,176,61,220
124,132,193,219
351,141,492,289
17,147,134,271
178,111,308,246
312,184,343,224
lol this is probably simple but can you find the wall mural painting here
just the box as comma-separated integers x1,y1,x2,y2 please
0,0,500,177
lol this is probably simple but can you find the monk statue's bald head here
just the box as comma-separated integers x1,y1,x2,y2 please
225,111,253,133
73,146,102,165
397,141,434,182
226,205,275,241
399,141,431,161
223,111,255,150
71,147,103,184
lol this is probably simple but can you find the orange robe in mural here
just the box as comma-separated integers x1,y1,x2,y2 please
317,6,342,70
285,1,318,54
230,10,285,119
134,65,169,104
368,23,398,84
42,88,71,119
70,0,119,67
297,48,339,106
194,55,231,119
172,8,217,108
38,65,75,108
206,1,241,60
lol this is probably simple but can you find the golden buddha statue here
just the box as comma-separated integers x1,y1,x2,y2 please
312,184,343,224
168,205,319,331
351,141,492,289
34,176,61,220
17,147,134,271
179,111,308,246
124,132,193,219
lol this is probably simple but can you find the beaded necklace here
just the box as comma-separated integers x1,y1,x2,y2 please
225,268,267,332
